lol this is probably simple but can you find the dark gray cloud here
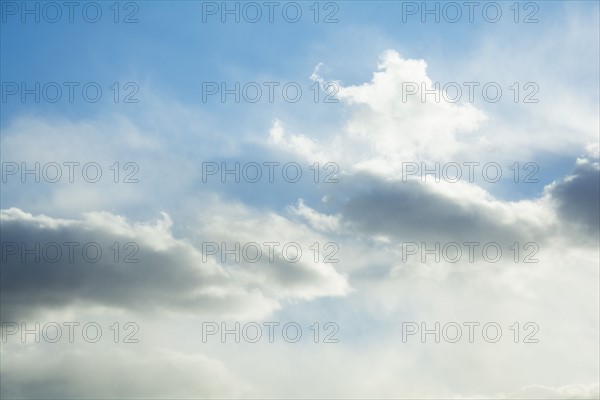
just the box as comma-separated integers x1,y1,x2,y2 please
0,209,274,322
549,161,600,237
0,206,350,322
331,172,548,246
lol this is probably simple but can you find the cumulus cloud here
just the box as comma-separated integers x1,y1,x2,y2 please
334,50,488,162
297,50,490,176
337,172,553,245
264,52,599,399
545,154,600,237
0,204,350,322
267,49,599,269
273,49,599,185
185,196,351,300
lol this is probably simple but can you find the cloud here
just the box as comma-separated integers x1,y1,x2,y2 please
335,172,554,246
545,155,600,237
0,204,350,322
334,50,488,161
0,347,242,399
273,48,599,183
497,383,600,399
186,195,351,300
288,199,342,233
294,50,489,177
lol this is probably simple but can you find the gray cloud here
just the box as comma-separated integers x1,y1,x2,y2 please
0,207,349,322
548,160,600,237
329,172,551,247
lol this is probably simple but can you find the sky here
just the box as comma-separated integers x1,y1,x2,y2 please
0,0,599,398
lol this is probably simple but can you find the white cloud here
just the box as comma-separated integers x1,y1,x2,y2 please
0,346,243,399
